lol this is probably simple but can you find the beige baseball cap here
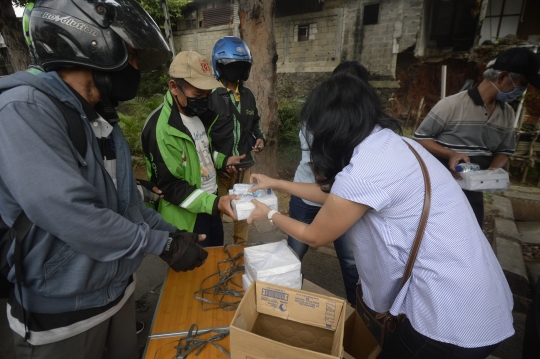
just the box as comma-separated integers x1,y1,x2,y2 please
169,51,223,90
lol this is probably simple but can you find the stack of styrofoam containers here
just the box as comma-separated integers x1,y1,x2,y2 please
230,184,279,221
242,240,302,291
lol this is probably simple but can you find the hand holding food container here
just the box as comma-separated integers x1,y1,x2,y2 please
454,163,510,193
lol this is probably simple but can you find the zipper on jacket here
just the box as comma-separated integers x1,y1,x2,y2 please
79,115,89,167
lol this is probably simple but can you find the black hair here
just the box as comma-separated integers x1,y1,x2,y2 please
302,74,401,192
331,61,370,81
169,77,189,90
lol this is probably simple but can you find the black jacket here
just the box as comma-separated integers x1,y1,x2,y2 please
202,85,265,166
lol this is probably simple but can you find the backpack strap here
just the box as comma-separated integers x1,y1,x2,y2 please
12,92,85,340
12,211,33,341
44,93,87,159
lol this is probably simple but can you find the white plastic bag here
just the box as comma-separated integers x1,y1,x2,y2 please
243,240,302,290
242,272,253,292
456,168,510,193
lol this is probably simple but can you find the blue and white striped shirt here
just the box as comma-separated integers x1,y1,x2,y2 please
332,127,514,347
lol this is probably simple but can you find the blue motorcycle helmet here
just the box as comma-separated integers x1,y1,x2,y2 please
212,36,252,82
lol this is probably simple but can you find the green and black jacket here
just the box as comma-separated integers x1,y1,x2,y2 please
141,91,228,231
202,84,265,166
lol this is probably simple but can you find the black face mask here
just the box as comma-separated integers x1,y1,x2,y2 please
221,62,251,82
108,63,141,102
176,83,209,117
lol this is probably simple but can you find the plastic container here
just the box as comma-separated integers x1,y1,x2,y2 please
455,163,481,173
456,168,510,193
231,190,278,220
231,183,269,198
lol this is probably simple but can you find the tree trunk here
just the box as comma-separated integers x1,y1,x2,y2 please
0,0,30,72
238,0,278,177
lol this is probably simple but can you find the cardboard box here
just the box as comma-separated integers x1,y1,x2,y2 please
230,280,346,359
342,311,380,359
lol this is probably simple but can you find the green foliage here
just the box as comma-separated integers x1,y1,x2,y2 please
138,0,188,28
137,67,169,98
278,98,302,147
277,79,304,149
276,96,303,176
117,94,164,155
527,165,540,181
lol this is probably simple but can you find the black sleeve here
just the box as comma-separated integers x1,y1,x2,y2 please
207,89,235,156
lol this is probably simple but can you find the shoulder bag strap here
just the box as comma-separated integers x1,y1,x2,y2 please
399,141,432,290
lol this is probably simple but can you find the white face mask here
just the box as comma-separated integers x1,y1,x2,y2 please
490,76,527,102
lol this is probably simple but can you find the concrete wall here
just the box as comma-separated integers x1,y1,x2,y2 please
171,0,426,108
275,8,344,73
341,0,423,79
173,0,424,79
172,24,234,61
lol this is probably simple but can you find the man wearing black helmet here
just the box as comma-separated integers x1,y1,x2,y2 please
0,0,207,357
205,36,266,244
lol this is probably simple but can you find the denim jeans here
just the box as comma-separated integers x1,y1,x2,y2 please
287,195,359,304
377,318,499,359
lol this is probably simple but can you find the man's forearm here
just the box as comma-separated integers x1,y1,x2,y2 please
489,154,508,169
415,139,455,159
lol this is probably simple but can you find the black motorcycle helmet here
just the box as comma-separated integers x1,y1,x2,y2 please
29,0,170,72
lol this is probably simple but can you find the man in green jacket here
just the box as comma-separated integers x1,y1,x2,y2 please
141,51,244,247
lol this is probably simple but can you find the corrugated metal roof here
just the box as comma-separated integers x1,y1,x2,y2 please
202,6,232,28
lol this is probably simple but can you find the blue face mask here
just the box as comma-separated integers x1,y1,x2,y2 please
491,77,527,102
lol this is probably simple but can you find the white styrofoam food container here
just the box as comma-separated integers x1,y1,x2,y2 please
456,168,510,193
243,240,302,290
231,190,278,221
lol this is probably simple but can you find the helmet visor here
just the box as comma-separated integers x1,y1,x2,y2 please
107,0,171,71
217,58,253,65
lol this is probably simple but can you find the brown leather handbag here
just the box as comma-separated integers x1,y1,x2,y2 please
356,141,432,349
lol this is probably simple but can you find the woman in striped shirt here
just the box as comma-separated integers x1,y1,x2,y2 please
248,74,514,359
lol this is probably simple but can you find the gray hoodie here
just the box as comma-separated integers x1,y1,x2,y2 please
0,71,175,317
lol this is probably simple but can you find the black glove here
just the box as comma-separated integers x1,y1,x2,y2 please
159,231,208,272
136,179,160,204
